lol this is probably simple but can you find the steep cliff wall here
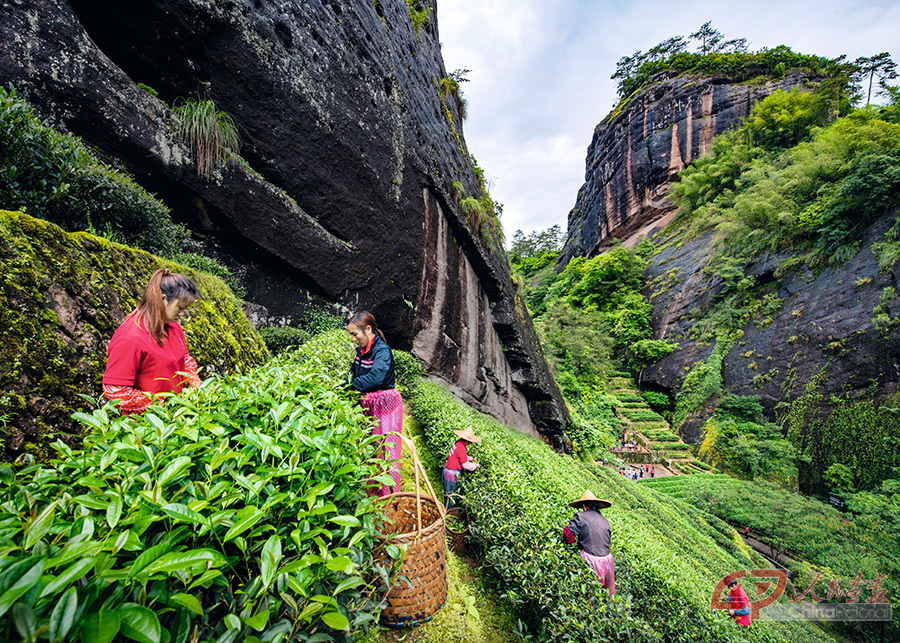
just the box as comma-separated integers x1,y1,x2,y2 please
560,71,819,263
0,0,568,439
643,210,900,439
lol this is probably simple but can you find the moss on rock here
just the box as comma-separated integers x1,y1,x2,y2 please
0,209,269,458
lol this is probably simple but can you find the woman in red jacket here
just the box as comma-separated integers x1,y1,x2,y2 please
103,268,200,413
442,426,481,507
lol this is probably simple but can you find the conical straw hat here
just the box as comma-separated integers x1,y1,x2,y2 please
569,489,611,509
452,426,482,443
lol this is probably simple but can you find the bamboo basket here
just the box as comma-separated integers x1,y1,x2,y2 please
377,433,448,627
445,494,469,555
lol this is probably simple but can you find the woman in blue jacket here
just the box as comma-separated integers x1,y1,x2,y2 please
347,311,402,496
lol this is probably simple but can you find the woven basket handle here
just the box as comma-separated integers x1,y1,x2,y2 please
386,432,446,533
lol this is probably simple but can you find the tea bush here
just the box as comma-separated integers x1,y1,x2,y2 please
644,474,900,638
260,326,311,355
407,379,836,642
0,331,389,642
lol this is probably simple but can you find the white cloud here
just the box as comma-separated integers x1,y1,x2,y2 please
437,0,900,242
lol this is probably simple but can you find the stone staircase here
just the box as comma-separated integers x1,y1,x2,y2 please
607,376,710,475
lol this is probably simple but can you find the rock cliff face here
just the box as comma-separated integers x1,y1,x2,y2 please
0,0,568,440
560,71,819,263
643,211,900,439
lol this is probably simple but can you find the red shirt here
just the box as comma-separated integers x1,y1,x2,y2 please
728,584,752,626
445,440,468,470
103,316,191,394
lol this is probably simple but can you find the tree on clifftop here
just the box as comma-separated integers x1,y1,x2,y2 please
689,21,723,54
854,52,898,105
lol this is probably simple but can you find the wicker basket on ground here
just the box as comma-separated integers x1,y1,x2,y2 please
377,433,448,627
445,494,469,555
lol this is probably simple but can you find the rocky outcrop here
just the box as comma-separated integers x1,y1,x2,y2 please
560,71,819,263
0,0,568,439
643,209,900,427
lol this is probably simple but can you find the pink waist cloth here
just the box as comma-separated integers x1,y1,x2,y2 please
579,550,616,595
360,389,403,496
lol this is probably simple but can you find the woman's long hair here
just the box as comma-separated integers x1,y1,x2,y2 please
346,310,386,341
130,268,199,345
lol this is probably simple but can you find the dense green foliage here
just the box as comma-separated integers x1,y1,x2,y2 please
507,226,562,277
407,379,835,642
644,474,900,639
658,90,900,434
0,329,389,642
0,209,269,457
613,29,852,99
699,394,798,485
673,95,900,267
259,310,344,356
784,373,900,492
533,242,678,382
513,238,677,457
0,87,186,256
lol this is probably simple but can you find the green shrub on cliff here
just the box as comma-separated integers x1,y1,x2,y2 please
0,86,186,256
614,43,851,99
673,100,900,267
0,209,269,458
172,98,241,179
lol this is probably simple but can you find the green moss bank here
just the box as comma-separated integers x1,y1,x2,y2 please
0,209,269,457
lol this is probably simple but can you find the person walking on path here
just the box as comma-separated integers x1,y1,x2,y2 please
103,268,200,414
723,575,752,626
346,311,403,496
563,490,616,595
442,426,481,507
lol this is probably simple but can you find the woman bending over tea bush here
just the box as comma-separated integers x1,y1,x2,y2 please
346,310,403,495
103,268,200,413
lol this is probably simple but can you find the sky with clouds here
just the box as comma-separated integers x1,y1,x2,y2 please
435,0,900,242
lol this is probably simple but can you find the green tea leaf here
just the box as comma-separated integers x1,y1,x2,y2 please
145,549,224,575
24,501,57,549
169,593,203,615
106,494,123,529
72,412,105,431
320,610,349,630
162,503,208,525
13,603,36,640
144,412,166,433
40,557,93,597
127,543,169,578
48,541,103,569
73,494,108,511
324,556,354,574
333,576,364,595
158,456,192,486
0,556,45,617
48,586,78,640
260,534,282,588
224,613,241,630
328,515,360,527
81,609,120,643
119,603,161,643
223,506,265,542
244,609,269,631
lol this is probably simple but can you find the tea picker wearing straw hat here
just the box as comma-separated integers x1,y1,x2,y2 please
442,426,481,507
563,490,616,595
